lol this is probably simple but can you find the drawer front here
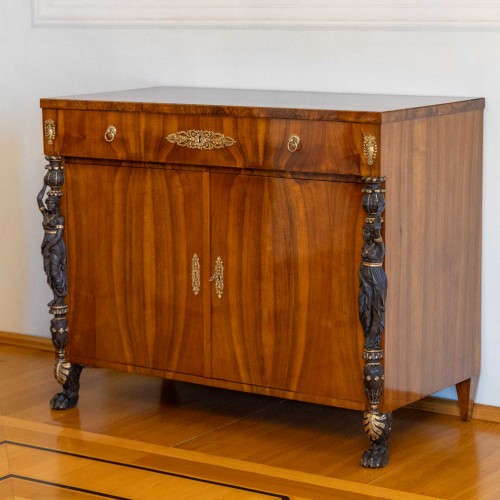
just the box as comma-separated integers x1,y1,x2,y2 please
52,110,144,162
263,119,375,176
44,109,378,176
153,113,263,168
159,115,376,176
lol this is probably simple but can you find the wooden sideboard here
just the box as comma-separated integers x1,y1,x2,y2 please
39,87,484,468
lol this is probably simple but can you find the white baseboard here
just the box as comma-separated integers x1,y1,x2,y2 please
409,397,500,424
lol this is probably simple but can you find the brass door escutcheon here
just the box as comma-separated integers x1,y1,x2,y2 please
192,254,201,296
209,256,224,299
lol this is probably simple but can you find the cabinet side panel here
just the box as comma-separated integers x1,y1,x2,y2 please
382,110,483,411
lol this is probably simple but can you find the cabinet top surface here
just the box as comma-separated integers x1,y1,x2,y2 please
40,86,484,123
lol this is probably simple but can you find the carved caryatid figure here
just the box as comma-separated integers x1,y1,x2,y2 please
358,208,387,351
38,156,82,410
358,177,391,469
38,190,67,307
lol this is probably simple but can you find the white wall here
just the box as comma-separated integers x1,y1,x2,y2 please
1,1,498,406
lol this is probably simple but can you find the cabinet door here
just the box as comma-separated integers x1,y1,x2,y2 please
210,173,365,403
65,163,208,376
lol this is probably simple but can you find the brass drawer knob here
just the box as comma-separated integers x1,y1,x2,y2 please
104,125,117,143
287,134,301,153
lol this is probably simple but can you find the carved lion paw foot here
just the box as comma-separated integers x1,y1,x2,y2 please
50,391,78,410
360,441,389,468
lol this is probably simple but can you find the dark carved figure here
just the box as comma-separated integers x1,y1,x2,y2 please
38,156,82,410
358,177,391,468
358,208,387,350
38,189,67,307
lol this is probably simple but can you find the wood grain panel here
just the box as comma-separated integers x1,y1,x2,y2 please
64,162,207,376
381,109,483,412
157,113,263,168
49,109,373,176
210,173,366,403
56,109,143,161
63,165,98,361
159,115,375,176
262,120,376,177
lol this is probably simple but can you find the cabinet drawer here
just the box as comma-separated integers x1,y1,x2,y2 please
55,110,143,162
262,119,374,176
53,110,262,166
49,109,376,176
153,113,263,168
159,115,374,176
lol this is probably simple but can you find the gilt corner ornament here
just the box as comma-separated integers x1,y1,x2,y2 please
44,119,56,145
166,130,236,150
363,135,378,166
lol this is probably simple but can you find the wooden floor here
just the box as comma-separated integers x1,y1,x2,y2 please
1,343,500,499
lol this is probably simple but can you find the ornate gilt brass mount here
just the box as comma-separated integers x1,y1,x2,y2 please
166,130,236,150
44,119,56,145
192,254,201,296
363,135,378,166
209,256,224,299
358,176,390,468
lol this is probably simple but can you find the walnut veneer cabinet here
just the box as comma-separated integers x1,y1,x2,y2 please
39,87,484,467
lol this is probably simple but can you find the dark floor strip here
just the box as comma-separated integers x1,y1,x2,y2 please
1,474,130,499
0,441,290,499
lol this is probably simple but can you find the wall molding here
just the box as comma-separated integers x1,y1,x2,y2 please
33,0,500,30
408,397,500,424
0,331,53,352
